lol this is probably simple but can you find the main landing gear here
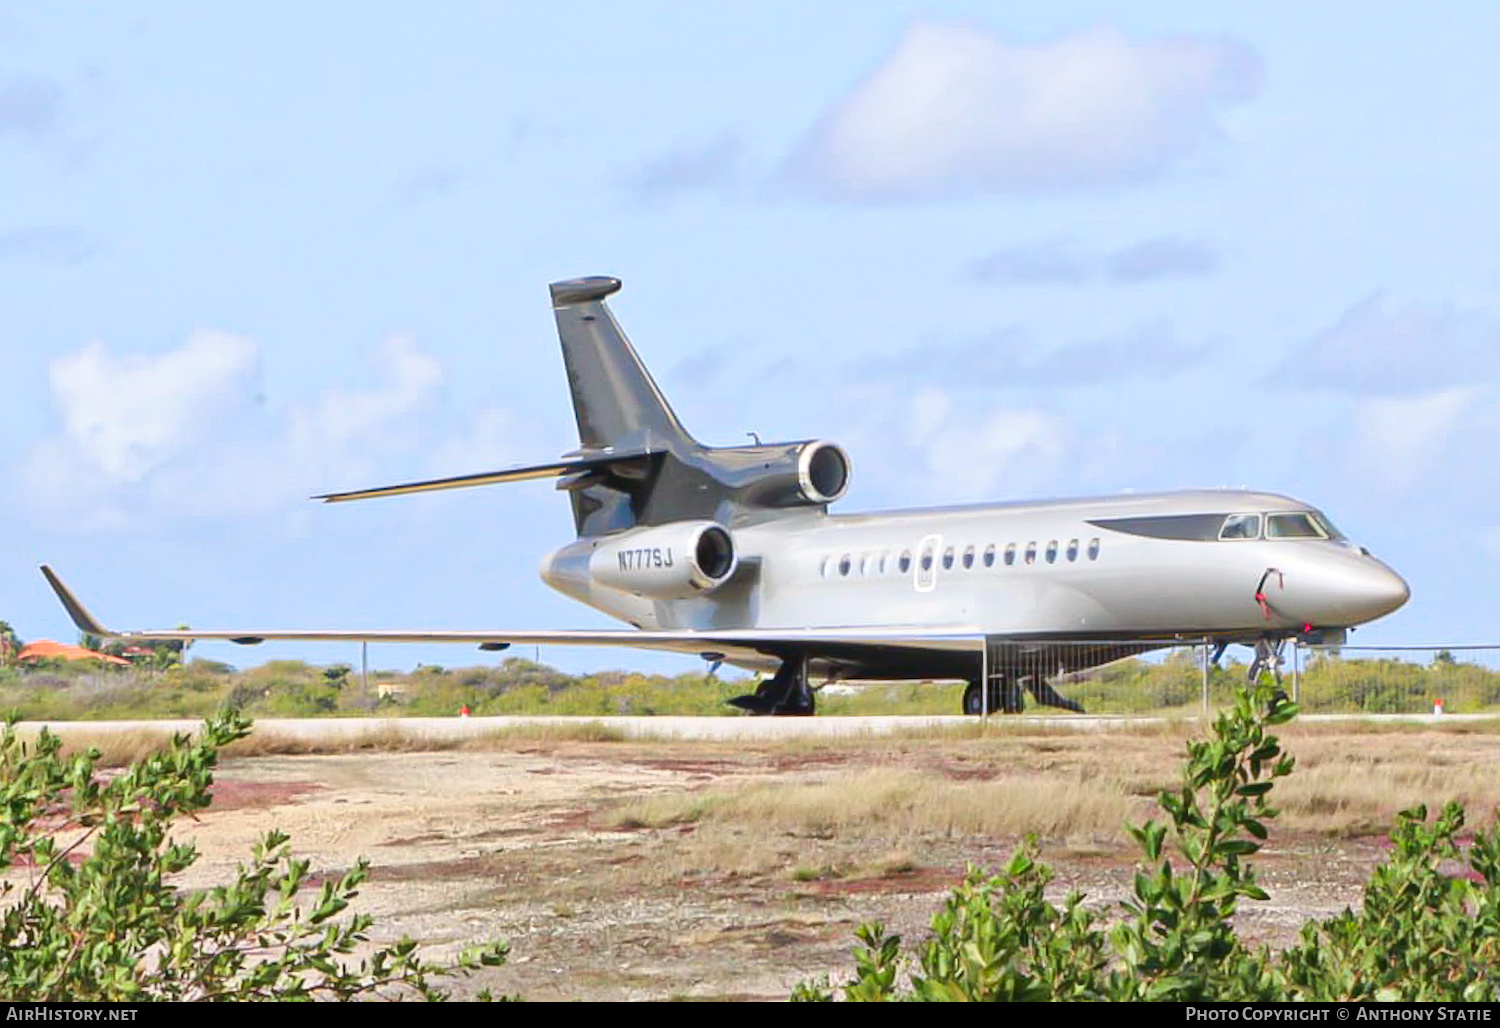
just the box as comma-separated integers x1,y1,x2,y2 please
728,656,815,716
962,678,1024,715
962,674,1086,716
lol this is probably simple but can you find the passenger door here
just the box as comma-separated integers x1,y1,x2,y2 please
914,534,942,593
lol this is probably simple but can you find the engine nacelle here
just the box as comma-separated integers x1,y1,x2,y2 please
710,439,852,509
792,440,852,505
588,520,738,599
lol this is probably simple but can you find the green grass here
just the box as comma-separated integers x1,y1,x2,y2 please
7,650,1500,721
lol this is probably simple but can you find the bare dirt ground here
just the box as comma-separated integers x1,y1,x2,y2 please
167,723,1500,1001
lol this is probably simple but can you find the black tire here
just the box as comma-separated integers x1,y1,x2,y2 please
964,681,1021,715
963,682,983,716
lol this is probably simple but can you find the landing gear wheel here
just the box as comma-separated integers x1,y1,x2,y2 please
963,682,983,716
962,679,1025,715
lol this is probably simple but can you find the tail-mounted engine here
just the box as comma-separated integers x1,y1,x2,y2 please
703,439,851,509
587,520,738,599
563,437,854,536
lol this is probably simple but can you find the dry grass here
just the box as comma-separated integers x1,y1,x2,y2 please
12,719,637,766
26,716,1500,843
49,729,180,767
465,722,629,745
1272,730,1500,834
6,726,204,767
232,720,629,754
607,767,1141,840
222,725,469,757
607,792,725,829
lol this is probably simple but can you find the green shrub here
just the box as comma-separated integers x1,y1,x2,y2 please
0,710,509,1001
798,681,1500,1002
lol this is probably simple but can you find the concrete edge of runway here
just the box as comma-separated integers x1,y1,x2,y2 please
13,711,1499,743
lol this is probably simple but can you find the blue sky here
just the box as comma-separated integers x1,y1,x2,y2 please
4,3,1498,673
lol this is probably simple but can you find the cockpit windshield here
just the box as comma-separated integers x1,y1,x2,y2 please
1219,513,1261,540
1266,512,1324,539
1092,509,1346,543
1310,511,1346,540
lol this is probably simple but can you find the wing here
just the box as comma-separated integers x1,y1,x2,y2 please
40,566,982,675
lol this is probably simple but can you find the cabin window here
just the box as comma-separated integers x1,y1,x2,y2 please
1024,542,1037,565
1066,538,1079,562
962,545,975,569
820,556,833,578
899,550,912,573
921,551,933,572
1088,538,1101,560
1220,513,1262,541
983,544,996,568
879,552,888,574
838,554,851,576
1045,540,1058,564
942,547,955,570
1005,543,1016,566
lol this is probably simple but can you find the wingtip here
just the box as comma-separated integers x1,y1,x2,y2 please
39,565,110,637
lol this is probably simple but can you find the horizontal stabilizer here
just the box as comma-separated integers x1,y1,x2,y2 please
313,449,655,503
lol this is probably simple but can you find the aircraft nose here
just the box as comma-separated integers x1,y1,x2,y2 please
1273,554,1408,627
1319,559,1410,625
1369,564,1411,619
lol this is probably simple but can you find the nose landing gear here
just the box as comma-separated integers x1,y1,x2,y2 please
1247,637,1287,685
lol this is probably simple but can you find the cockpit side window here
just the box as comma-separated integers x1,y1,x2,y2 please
1267,512,1325,539
1311,511,1346,540
1219,513,1262,540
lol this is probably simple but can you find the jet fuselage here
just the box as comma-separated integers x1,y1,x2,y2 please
543,487,1409,673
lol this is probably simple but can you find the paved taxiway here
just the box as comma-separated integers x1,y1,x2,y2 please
18,712,1494,743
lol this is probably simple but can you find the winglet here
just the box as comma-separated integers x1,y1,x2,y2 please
39,566,112,638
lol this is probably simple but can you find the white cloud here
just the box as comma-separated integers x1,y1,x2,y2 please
920,405,1073,501
425,407,538,480
45,330,258,481
842,383,1074,503
24,331,456,525
284,335,441,457
176,334,446,515
785,23,1260,201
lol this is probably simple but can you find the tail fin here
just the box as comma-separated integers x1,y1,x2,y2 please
550,277,697,454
